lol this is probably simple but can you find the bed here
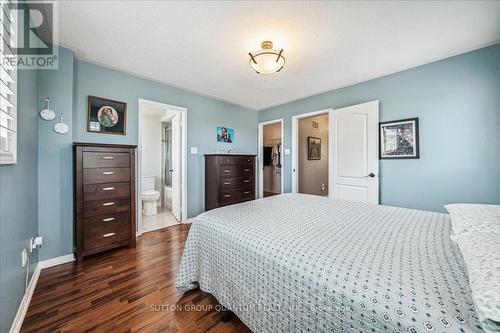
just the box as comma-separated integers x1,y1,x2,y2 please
176,193,484,332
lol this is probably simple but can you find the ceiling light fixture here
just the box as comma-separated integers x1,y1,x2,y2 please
248,41,285,75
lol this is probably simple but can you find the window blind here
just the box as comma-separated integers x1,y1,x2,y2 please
0,0,16,164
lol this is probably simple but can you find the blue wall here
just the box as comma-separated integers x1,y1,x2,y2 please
73,59,258,217
37,47,74,260
0,68,39,332
35,48,258,261
259,44,500,212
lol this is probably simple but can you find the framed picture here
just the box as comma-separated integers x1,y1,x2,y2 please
307,136,321,160
217,126,234,143
379,118,419,159
88,96,127,135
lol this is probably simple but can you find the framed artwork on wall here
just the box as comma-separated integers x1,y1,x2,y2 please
217,126,234,143
87,96,127,135
307,136,321,160
379,117,419,159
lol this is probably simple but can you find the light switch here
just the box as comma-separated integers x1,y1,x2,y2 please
284,148,291,155
190,147,198,154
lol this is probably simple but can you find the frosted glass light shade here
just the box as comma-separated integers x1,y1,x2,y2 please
249,41,285,75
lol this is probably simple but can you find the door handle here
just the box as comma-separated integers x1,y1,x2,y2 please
365,173,376,178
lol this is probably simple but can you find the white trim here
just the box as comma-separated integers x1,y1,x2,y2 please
137,98,188,235
39,254,75,269
9,264,41,333
258,119,284,198
291,109,333,193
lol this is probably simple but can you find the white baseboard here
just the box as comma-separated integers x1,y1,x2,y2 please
39,254,75,269
9,263,41,333
9,254,75,332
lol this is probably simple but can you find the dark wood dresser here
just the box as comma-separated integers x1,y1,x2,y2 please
205,154,256,211
73,143,137,262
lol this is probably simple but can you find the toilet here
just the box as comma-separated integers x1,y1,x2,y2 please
141,175,160,216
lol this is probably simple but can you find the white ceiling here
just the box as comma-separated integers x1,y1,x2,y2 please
58,1,500,110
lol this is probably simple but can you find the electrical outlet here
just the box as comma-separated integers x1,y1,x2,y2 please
21,248,28,267
190,147,198,154
32,236,43,250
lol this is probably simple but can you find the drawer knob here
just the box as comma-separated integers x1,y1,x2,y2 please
101,156,115,160
103,233,115,238
102,171,115,175
247,159,251,162
102,187,115,191
244,191,251,194
223,170,231,173
243,180,250,183
224,182,231,185
243,168,250,172
102,217,115,222
102,202,115,206
224,194,231,198
226,158,230,162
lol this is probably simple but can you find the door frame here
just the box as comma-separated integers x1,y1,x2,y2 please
137,98,188,235
291,109,333,194
258,118,284,198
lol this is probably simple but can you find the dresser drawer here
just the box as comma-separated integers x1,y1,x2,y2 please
219,189,241,206
220,188,255,206
220,165,240,178
219,156,254,165
84,212,130,251
83,168,130,184
83,182,130,201
240,188,255,201
84,197,130,218
220,177,242,190
83,152,130,168
240,165,254,175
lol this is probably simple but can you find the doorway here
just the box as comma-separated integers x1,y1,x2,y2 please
298,113,329,196
291,101,379,204
258,119,284,198
137,99,187,235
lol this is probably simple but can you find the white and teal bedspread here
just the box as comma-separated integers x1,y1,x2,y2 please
176,194,484,332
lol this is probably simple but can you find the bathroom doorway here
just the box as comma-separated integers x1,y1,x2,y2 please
258,119,284,198
137,99,187,235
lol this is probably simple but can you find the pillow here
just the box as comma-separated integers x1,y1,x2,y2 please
445,203,500,235
453,232,500,333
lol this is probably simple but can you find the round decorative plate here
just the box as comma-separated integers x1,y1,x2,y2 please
97,106,119,127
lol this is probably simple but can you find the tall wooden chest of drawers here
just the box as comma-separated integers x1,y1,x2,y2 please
205,154,256,211
73,143,137,262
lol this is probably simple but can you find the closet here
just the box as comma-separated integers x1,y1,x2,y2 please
262,123,282,197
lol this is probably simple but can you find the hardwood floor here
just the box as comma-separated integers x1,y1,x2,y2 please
21,224,252,333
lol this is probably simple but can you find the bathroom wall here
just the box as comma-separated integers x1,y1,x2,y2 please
259,43,500,212
298,114,329,196
140,113,163,193
263,123,281,194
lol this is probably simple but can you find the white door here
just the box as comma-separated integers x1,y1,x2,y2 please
329,101,379,204
171,113,182,221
